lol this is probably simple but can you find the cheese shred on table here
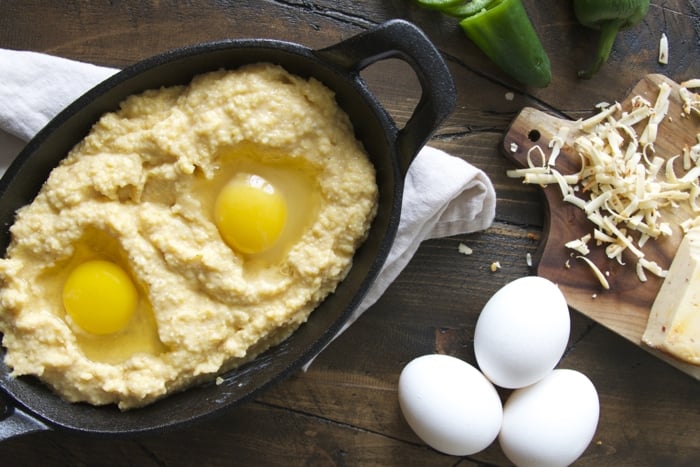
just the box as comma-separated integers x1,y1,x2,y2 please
507,80,700,288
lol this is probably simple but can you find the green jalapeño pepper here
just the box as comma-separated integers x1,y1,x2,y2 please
418,0,497,17
417,0,551,88
574,0,650,79
459,0,551,88
416,0,465,9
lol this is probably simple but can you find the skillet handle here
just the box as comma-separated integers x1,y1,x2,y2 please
0,391,49,441
315,19,456,176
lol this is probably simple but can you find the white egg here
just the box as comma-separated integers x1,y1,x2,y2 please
499,369,600,467
398,354,502,456
474,276,570,389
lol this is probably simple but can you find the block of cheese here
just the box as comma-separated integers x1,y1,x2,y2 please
642,227,700,365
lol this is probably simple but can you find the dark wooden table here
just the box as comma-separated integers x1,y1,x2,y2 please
1,1,699,465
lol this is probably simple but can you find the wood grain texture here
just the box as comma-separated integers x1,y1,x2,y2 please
1,1,700,466
502,74,700,379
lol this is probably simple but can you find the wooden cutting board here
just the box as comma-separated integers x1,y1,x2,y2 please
502,74,700,379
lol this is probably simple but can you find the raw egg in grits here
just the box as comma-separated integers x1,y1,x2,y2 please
63,259,138,335
55,232,166,364
206,144,320,264
215,173,287,255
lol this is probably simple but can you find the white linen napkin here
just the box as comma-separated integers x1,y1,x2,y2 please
0,49,496,365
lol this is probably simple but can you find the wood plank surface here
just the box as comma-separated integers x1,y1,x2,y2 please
1,1,700,466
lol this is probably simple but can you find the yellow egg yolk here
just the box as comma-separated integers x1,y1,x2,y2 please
62,260,138,335
214,173,287,255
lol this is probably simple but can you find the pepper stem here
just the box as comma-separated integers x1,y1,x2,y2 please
578,20,624,79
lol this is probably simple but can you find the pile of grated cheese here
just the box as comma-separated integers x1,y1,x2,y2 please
507,79,700,289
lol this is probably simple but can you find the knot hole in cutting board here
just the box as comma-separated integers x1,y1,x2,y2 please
528,129,541,142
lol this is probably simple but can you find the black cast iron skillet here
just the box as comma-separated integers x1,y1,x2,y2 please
0,19,455,440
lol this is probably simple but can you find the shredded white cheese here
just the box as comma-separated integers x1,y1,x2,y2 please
640,82,671,146
659,33,669,65
548,126,571,166
565,234,592,255
458,243,473,255
577,255,610,290
680,80,700,117
507,80,700,288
